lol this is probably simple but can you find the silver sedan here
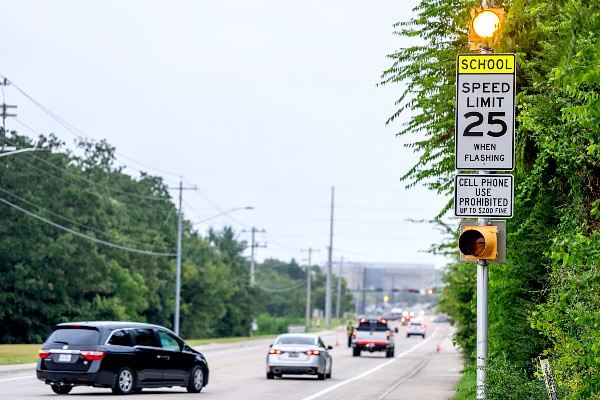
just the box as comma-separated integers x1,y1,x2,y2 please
266,333,333,380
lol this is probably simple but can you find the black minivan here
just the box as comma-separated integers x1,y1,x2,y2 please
36,321,209,395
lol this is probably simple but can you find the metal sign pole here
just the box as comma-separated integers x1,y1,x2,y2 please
476,164,489,398
457,8,515,398
477,252,489,398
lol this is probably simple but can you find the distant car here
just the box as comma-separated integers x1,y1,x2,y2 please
433,315,450,323
266,333,332,380
406,321,426,338
36,321,209,395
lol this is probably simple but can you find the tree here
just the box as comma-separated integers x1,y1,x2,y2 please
382,0,600,397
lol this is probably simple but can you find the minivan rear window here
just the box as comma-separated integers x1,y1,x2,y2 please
46,328,100,345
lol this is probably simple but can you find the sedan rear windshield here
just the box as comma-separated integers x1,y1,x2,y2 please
276,336,315,345
46,328,100,345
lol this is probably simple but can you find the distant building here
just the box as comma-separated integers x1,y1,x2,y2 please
332,261,441,314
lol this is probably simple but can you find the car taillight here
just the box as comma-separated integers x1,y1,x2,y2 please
80,350,106,361
269,349,283,355
305,350,320,356
39,349,51,359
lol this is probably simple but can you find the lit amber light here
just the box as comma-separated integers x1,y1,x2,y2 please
472,10,500,38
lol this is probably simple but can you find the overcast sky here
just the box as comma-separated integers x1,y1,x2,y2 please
1,0,451,268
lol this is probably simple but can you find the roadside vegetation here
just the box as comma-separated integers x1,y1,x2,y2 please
0,135,354,345
381,0,600,398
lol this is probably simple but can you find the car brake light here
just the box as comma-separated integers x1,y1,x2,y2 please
305,350,320,356
80,350,106,361
380,318,387,324
359,318,366,323
39,349,51,359
269,349,283,355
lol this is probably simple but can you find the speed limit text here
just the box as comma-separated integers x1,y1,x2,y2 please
461,82,511,108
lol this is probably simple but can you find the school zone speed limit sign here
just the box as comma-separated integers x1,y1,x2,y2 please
455,53,516,171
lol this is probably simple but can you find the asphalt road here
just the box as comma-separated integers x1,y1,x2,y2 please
0,318,461,399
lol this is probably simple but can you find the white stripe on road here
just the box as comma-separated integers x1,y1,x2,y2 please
0,375,35,383
301,327,439,400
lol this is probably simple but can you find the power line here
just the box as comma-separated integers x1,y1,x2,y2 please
0,186,172,252
0,73,182,180
20,155,173,203
255,278,306,293
0,195,176,257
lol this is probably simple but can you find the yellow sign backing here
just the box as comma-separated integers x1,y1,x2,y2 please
458,54,515,74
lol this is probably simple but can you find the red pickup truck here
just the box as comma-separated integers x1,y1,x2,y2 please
351,318,395,357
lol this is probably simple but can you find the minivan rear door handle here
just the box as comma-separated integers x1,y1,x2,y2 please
156,355,170,360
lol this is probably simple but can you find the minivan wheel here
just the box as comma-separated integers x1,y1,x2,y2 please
51,384,72,394
112,367,135,395
186,365,204,393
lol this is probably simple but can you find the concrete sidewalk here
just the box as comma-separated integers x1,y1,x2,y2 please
385,327,463,400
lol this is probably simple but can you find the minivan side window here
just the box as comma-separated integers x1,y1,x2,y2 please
107,330,133,347
157,330,181,351
132,329,157,347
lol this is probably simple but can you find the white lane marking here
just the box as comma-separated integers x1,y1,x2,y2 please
301,326,440,400
0,375,35,383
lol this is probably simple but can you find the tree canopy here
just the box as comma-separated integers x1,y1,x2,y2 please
0,133,352,344
382,0,600,397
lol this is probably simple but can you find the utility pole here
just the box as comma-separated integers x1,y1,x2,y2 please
245,227,266,287
244,227,265,338
302,248,320,330
391,275,395,305
354,263,361,315
361,266,367,315
0,78,17,151
173,179,197,335
325,186,335,327
335,256,344,320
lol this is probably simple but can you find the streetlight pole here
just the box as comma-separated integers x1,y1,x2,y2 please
0,147,49,157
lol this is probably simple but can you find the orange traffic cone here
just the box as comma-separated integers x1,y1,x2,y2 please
436,344,440,353
336,337,339,346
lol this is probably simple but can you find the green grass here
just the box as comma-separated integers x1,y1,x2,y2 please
186,334,274,347
450,368,476,400
0,336,277,365
0,344,41,365
0,321,344,366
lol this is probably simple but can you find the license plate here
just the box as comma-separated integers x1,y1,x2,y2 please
289,352,299,358
58,354,72,362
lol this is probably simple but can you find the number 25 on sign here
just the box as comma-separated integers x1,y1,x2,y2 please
455,54,516,171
